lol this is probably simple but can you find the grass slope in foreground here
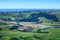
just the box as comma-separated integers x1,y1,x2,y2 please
0,28,60,40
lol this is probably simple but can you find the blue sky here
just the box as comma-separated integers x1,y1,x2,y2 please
0,0,60,9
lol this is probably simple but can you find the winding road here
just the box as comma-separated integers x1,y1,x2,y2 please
0,20,60,29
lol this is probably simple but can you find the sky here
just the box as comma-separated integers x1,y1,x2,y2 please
0,0,60,9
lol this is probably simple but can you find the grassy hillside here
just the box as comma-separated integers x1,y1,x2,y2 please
0,10,60,40
0,28,60,40
0,10,60,26
0,21,60,40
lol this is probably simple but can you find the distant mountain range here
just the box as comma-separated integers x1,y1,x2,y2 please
0,9,60,12
0,9,29,12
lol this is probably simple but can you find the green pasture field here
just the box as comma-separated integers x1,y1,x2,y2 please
0,25,60,40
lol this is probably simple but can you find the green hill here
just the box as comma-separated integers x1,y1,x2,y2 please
0,9,60,40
